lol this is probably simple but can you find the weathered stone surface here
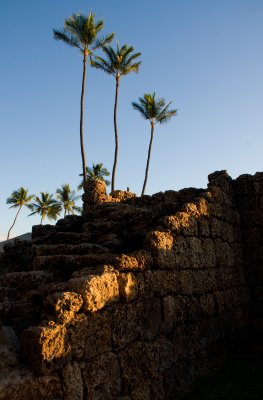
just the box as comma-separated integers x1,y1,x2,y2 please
69,312,112,360
0,271,53,290
0,372,63,400
61,362,83,400
0,326,20,373
82,352,121,399
69,267,119,312
1,170,263,399
117,272,138,300
115,250,152,271
118,341,151,399
143,270,180,297
200,293,215,317
44,291,83,324
21,323,70,374
32,224,56,240
112,303,142,348
144,230,175,269
32,242,109,257
111,190,136,200
161,212,198,235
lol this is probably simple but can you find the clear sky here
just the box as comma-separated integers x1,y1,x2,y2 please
1,0,263,240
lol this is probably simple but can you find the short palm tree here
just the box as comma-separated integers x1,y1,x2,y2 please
132,93,177,195
91,42,141,191
6,187,34,240
56,184,81,217
78,162,110,190
53,13,114,182
28,192,62,224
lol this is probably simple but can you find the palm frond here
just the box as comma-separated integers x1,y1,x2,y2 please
132,101,149,120
92,33,115,51
78,162,111,189
157,102,177,124
53,29,81,49
132,93,177,125
124,52,142,66
122,61,141,75
90,57,113,75
93,42,141,79
158,109,178,124
6,187,34,208
28,192,62,222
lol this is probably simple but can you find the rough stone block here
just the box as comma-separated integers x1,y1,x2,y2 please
179,270,195,295
112,303,142,348
202,238,217,269
215,239,234,267
192,269,218,294
69,312,112,360
162,295,201,332
140,298,162,340
210,218,223,238
188,237,204,268
0,271,53,290
173,236,191,269
44,291,83,324
118,341,150,399
69,268,119,312
61,362,83,400
115,251,152,271
143,270,180,297
117,272,138,300
0,373,63,400
198,218,210,236
162,212,198,236
144,230,175,269
21,323,70,374
82,352,121,400
200,294,215,317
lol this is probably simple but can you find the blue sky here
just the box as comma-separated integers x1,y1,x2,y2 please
1,0,263,240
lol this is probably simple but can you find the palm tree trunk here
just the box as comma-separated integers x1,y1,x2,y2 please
7,206,22,240
111,76,120,192
141,122,155,196
80,52,88,183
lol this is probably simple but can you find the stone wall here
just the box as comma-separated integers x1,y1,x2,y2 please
234,173,263,330
0,171,262,399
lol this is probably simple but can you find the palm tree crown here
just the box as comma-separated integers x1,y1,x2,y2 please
132,93,177,125
91,42,141,192
53,13,114,183
56,184,81,217
91,42,141,78
132,93,177,196
78,163,110,190
28,192,62,224
53,13,114,57
6,187,34,240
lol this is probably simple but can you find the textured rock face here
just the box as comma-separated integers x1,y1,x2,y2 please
0,171,263,399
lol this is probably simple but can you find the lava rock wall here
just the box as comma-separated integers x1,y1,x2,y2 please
0,171,262,399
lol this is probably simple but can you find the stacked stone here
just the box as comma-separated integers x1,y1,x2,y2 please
235,172,263,330
0,171,261,399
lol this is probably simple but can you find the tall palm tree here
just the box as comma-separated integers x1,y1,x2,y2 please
91,42,141,191
6,187,34,240
78,162,110,190
28,192,62,224
132,93,177,196
53,13,114,182
56,184,81,217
